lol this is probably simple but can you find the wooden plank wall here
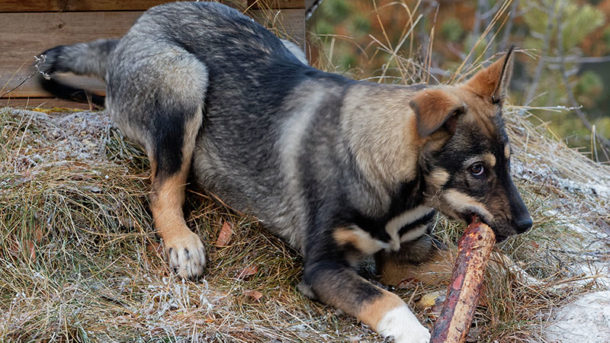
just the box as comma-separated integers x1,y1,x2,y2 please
0,0,305,108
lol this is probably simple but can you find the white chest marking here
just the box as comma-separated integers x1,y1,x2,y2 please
333,226,389,255
400,224,429,243
385,205,434,251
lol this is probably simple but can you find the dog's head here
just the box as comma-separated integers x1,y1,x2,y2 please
412,48,532,241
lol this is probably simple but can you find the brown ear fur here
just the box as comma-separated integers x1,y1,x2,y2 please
410,88,465,137
464,47,515,103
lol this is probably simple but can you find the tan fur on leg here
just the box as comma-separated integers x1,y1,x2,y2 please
380,248,455,286
357,288,405,329
151,169,206,279
150,110,205,279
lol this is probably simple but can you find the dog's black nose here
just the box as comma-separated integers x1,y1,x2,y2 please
514,216,533,233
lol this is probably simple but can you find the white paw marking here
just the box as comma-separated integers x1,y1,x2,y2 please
165,230,206,279
377,305,431,343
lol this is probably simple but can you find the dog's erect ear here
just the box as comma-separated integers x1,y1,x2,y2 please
465,46,515,105
410,88,466,137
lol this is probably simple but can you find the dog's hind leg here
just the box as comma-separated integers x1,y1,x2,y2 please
148,104,205,279
108,48,209,279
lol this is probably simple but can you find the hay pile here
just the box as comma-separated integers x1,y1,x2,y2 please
0,101,607,342
0,108,369,342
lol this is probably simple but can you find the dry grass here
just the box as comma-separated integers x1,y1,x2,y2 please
1,1,609,342
0,109,383,342
1,101,608,343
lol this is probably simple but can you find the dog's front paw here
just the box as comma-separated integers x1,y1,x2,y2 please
395,324,431,343
164,229,206,279
377,305,431,343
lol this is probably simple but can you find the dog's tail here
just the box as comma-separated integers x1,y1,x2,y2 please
36,39,119,107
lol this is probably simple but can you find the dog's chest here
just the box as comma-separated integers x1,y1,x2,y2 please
341,205,435,255
384,205,435,250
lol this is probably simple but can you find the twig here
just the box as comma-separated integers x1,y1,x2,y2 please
548,249,610,258
431,220,496,343
0,72,36,98
1,54,50,98
544,55,610,64
499,0,519,52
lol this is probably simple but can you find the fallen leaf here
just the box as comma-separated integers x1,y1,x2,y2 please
34,228,44,242
416,290,445,310
243,290,263,301
237,265,258,279
215,221,233,247
25,240,36,261
396,277,418,289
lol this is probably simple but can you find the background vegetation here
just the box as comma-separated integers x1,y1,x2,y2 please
309,0,610,162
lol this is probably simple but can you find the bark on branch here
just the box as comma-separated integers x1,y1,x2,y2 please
430,219,495,343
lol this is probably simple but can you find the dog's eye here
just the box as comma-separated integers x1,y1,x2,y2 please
469,162,485,178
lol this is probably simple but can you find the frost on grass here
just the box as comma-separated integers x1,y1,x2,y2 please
6,109,112,168
0,105,608,342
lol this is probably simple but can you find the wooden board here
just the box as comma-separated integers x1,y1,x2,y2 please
0,1,255,12
0,11,140,99
0,9,304,100
0,1,307,12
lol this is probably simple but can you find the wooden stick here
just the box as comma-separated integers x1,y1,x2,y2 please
430,217,495,343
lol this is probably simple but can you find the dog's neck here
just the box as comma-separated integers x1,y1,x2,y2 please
341,82,424,192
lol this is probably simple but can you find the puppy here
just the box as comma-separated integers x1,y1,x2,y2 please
38,2,532,342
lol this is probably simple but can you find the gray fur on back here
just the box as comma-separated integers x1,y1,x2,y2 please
39,2,400,253
104,2,322,250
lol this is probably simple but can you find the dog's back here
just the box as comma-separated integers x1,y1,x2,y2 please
38,1,348,250
110,3,350,249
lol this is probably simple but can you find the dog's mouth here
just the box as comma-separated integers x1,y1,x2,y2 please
460,212,508,242
438,202,511,242
460,210,489,227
